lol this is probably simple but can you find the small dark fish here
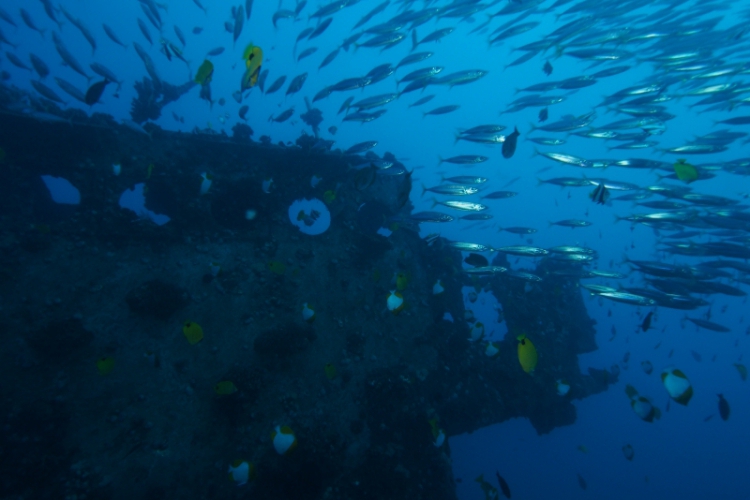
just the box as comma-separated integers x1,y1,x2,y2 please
319,48,340,70
192,27,203,34
192,0,207,15
39,0,62,29
397,51,433,69
409,95,435,107
269,107,294,123
577,473,587,490
717,116,750,125
543,60,553,76
294,27,314,51
54,77,86,103
424,105,460,117
266,76,286,94
31,80,65,104
354,0,390,29
6,52,31,71
207,47,225,56
328,126,337,135
591,65,630,78
137,18,153,45
309,17,332,40
482,191,517,199
273,9,295,28
464,253,488,268
538,107,548,122
103,24,127,48
590,183,610,205
501,126,520,159
20,9,45,38
341,32,364,51
297,47,317,62
500,226,536,235
286,72,308,96
718,394,730,421
294,1,307,17
239,104,249,121
29,53,49,78
345,141,377,155
338,96,354,115
174,25,186,46
233,6,244,47
688,318,730,333
85,79,110,105
0,6,18,27
640,312,653,332
257,69,269,92
495,472,511,499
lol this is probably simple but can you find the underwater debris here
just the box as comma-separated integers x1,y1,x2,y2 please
231,122,253,142
300,97,324,137
129,76,196,124
288,198,331,235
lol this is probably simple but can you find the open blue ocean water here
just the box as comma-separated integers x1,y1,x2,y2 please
1,0,749,498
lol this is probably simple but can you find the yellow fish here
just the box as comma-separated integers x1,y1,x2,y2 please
183,321,204,345
214,380,238,395
271,425,297,455
228,460,256,485
673,159,698,183
396,272,408,291
240,43,263,90
517,334,538,374
324,363,337,380
267,261,286,275
194,59,214,85
96,356,115,375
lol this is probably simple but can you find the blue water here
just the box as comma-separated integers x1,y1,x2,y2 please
3,0,749,498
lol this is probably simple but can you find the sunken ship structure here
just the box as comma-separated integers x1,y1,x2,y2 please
0,83,616,500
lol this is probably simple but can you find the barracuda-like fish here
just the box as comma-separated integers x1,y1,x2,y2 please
495,246,549,257
432,200,488,212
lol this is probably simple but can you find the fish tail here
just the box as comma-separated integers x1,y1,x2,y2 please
430,197,438,209
420,183,428,197
528,121,537,133
411,29,418,51
438,155,444,165
453,132,461,145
